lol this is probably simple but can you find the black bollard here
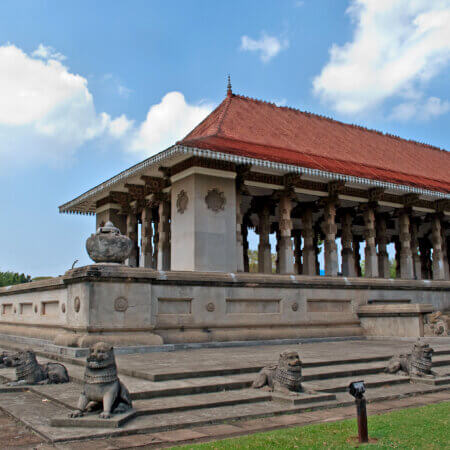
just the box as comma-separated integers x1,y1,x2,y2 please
348,380,368,443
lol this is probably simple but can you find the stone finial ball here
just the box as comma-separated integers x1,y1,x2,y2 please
85,221,133,264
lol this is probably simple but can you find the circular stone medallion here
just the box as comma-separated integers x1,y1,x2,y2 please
206,302,215,312
205,189,226,213
291,302,299,312
114,296,128,312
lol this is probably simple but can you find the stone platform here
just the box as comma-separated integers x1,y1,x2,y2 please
0,338,449,443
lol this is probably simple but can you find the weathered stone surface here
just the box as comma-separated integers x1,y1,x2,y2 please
69,342,133,421
86,221,132,264
424,311,449,336
253,350,303,394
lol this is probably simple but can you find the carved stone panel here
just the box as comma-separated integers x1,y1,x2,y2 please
176,190,189,214
205,188,226,213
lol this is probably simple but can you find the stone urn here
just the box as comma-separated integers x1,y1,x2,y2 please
86,221,132,264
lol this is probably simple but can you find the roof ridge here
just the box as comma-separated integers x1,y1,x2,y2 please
182,136,449,188
231,93,449,156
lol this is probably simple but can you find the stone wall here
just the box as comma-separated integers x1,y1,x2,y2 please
0,264,449,346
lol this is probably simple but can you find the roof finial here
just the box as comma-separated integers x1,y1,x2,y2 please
227,74,232,98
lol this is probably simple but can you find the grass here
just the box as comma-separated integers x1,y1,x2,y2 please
173,401,450,449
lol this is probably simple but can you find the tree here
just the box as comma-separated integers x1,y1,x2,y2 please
0,271,32,287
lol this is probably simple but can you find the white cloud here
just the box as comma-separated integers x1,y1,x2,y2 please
32,43,66,61
391,96,450,121
0,44,131,167
313,0,450,118
130,92,213,157
240,33,289,62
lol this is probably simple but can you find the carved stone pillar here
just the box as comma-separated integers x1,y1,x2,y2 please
341,211,356,277
302,208,316,275
152,207,159,269
442,227,450,280
278,194,295,274
431,216,445,280
157,198,171,271
376,215,390,278
126,212,139,267
393,237,401,278
140,206,153,268
236,190,245,272
258,205,272,273
399,211,414,279
321,200,338,276
363,206,378,278
314,233,321,276
293,230,302,275
242,219,250,273
419,238,431,279
353,236,362,277
410,220,421,280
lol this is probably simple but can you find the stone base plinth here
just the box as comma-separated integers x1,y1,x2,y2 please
0,264,448,346
358,304,434,338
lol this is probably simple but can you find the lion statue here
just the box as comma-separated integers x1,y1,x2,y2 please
6,350,69,386
385,339,436,378
0,351,21,368
69,342,132,419
252,350,303,395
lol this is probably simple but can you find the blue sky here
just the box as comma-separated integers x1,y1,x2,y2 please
0,0,449,277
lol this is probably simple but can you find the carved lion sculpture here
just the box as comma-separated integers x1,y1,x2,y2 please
424,311,449,337
6,350,69,386
0,351,21,368
252,350,303,395
385,340,436,378
69,342,132,419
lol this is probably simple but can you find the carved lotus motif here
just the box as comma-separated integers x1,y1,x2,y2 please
86,221,133,264
205,188,226,213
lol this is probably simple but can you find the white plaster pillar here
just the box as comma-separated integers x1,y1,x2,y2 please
399,211,414,279
410,220,421,280
126,212,139,267
278,194,295,274
258,205,272,274
157,198,171,271
363,206,379,278
321,200,338,276
140,206,153,268
341,211,356,277
302,208,316,275
376,215,390,279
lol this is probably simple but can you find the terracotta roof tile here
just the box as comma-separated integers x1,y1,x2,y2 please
180,94,450,193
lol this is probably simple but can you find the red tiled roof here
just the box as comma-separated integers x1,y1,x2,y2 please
179,94,450,193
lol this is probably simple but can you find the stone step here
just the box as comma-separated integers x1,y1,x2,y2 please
304,373,411,393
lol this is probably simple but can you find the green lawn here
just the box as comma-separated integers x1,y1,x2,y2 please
173,401,450,449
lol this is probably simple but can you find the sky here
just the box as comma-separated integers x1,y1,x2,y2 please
0,0,449,277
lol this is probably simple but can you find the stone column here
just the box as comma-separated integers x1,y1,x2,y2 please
314,233,321,275
126,212,139,267
140,206,153,268
353,236,362,277
419,238,431,280
242,222,250,272
157,198,171,271
363,206,378,278
236,190,245,272
341,211,356,277
258,205,272,273
278,194,295,274
302,208,316,275
376,215,390,278
152,207,159,269
431,216,445,280
293,230,302,275
399,211,414,279
442,227,450,280
321,200,338,276
410,220,421,280
393,237,401,278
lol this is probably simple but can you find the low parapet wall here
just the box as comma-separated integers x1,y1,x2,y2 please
0,264,449,346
